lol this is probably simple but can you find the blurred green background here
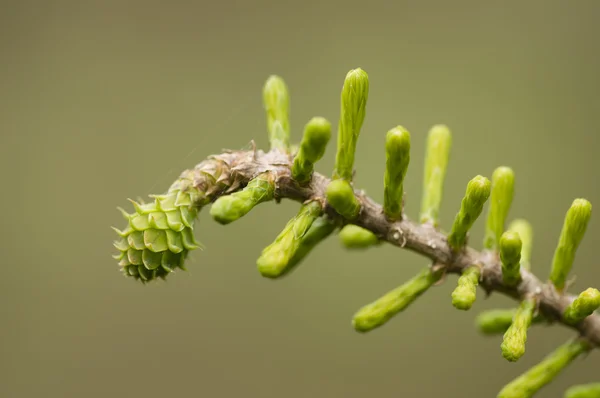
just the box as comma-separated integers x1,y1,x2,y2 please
2,1,599,397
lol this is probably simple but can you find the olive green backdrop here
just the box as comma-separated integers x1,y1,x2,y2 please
2,1,599,397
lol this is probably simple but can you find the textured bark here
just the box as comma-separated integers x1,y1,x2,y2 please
183,147,600,347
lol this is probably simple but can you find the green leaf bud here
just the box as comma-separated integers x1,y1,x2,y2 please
475,308,545,335
508,219,533,271
326,179,361,220
565,383,600,398
210,172,275,225
483,166,515,250
286,216,337,270
263,75,290,151
497,339,590,398
383,126,411,220
448,175,491,249
420,124,452,226
333,68,369,181
292,117,332,184
451,266,480,310
500,231,523,286
501,298,535,362
257,201,323,278
563,288,600,324
352,267,442,332
549,198,592,291
476,309,518,335
339,225,380,249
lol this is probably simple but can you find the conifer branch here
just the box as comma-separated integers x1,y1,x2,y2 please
150,147,599,348
113,68,598,397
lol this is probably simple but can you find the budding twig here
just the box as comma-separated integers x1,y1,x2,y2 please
475,308,545,335
292,117,331,184
383,126,411,221
339,225,380,249
549,199,592,291
263,75,290,151
564,383,600,398
420,125,451,226
352,267,443,332
564,288,600,324
210,172,275,225
484,166,515,250
333,68,369,181
257,201,323,278
451,265,480,310
497,338,590,398
508,219,533,271
501,297,536,362
447,175,491,249
500,231,523,286
326,179,361,220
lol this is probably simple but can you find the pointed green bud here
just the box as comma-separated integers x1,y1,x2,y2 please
500,231,522,286
263,75,290,151
508,219,533,271
420,124,452,226
292,117,332,184
483,166,515,250
333,68,369,181
286,217,336,270
565,383,600,398
501,298,535,362
475,308,545,335
256,201,322,278
210,173,275,225
339,225,379,249
326,179,360,220
549,198,592,291
352,267,442,332
448,175,491,249
497,338,590,398
451,266,480,310
383,126,411,220
563,288,600,324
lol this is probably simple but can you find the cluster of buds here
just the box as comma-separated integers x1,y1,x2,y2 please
113,68,599,397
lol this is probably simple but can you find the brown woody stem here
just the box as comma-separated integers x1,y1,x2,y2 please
180,148,600,347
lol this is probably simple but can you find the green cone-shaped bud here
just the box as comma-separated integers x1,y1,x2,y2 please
112,186,202,283
501,298,535,362
292,117,332,184
286,217,337,270
352,267,442,332
448,175,491,249
500,231,523,286
451,266,480,310
475,308,545,335
210,172,275,225
339,225,379,249
383,126,411,220
563,288,600,324
497,339,590,398
549,198,592,291
508,219,533,271
565,383,600,398
483,166,515,250
333,68,369,181
420,124,452,226
263,75,290,151
326,179,361,220
257,201,323,278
